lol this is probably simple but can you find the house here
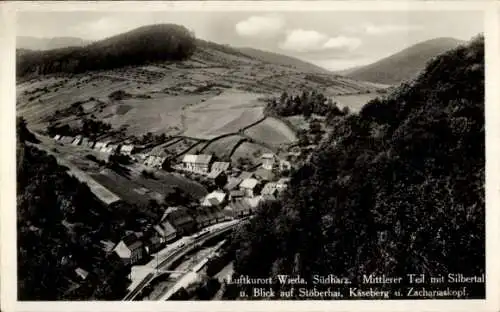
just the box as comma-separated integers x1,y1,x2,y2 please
261,182,278,197
224,177,242,191
113,233,144,265
71,135,83,146
153,219,177,243
223,199,253,219
254,167,275,182
211,161,231,173
53,134,61,141
84,139,95,149
201,191,227,207
239,178,259,198
120,144,135,155
238,171,254,181
81,137,89,147
261,153,277,170
276,178,290,192
94,141,108,151
162,206,196,236
100,240,116,254
75,267,89,280
182,154,213,174
145,235,163,254
229,190,245,201
60,136,75,144
102,144,118,153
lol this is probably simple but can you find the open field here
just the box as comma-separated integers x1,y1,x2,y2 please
244,117,298,147
99,94,209,136
333,93,381,112
200,135,246,159
182,91,266,139
231,142,272,166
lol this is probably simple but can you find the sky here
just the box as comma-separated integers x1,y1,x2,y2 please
16,10,483,71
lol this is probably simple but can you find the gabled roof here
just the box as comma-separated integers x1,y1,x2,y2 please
261,182,278,196
240,178,258,190
230,190,245,198
154,220,177,237
182,154,197,163
201,191,226,206
75,267,89,280
122,233,143,250
53,134,61,140
225,177,242,191
211,161,230,172
196,154,212,165
207,170,225,179
120,144,134,152
238,171,254,180
261,153,276,159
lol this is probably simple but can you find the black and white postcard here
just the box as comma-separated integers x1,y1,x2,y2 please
1,1,499,312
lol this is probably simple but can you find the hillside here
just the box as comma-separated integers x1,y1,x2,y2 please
16,24,383,143
344,37,465,85
237,47,331,74
229,35,484,299
17,36,90,51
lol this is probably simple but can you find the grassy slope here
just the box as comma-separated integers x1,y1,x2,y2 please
345,37,465,85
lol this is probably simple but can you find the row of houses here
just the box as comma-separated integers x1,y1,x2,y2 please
53,134,136,155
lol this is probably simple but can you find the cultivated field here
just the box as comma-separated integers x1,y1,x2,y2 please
200,135,246,160
231,142,272,166
244,117,298,147
182,91,266,139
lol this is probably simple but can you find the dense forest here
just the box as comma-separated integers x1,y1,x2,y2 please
16,24,196,77
265,90,348,119
230,36,485,299
16,119,157,300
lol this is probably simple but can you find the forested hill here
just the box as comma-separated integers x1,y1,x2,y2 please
16,24,196,77
230,35,484,298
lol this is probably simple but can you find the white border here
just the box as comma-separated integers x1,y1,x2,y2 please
1,1,499,312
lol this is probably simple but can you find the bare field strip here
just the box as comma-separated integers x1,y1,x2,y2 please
243,117,297,147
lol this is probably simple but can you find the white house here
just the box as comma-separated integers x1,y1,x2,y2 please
261,153,277,170
201,191,227,207
239,178,259,198
120,144,135,155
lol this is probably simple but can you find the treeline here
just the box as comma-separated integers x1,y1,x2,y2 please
47,118,112,139
265,90,348,119
17,24,196,77
231,35,485,298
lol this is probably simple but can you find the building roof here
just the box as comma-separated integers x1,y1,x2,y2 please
246,196,262,208
201,191,226,206
254,167,275,181
207,169,225,179
75,268,89,280
100,240,116,253
238,171,254,180
163,206,195,227
53,134,61,141
60,136,75,144
120,145,134,152
196,154,212,165
261,182,278,196
211,161,230,172
122,233,143,250
261,153,276,159
224,177,242,191
240,178,258,190
230,190,245,198
154,220,177,237
277,177,291,185
182,154,197,163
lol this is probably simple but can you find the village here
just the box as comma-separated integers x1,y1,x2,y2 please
49,132,295,283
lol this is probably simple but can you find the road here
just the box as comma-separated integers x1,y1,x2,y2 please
123,219,241,301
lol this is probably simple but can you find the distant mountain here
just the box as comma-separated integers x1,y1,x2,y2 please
17,36,90,51
343,37,465,85
237,47,331,74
